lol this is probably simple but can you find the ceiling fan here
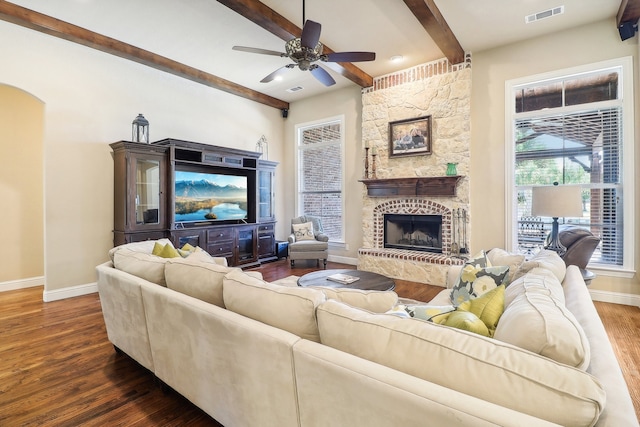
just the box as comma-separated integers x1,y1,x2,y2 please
232,1,375,87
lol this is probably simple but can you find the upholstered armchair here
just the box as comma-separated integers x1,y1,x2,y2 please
549,225,601,269
288,215,329,268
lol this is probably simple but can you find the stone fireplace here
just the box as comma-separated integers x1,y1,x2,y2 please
358,57,471,287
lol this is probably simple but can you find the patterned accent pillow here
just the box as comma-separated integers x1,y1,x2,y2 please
292,221,315,241
450,265,509,307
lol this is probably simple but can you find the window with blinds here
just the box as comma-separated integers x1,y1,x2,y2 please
297,118,344,242
512,68,624,266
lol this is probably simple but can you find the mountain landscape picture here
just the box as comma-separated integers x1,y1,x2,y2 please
174,171,248,222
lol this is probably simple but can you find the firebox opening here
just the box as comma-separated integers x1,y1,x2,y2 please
384,214,442,253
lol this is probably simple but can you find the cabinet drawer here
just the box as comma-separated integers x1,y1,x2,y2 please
207,241,235,256
208,228,234,241
257,223,274,233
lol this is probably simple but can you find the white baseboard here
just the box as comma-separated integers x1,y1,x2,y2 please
327,255,358,266
589,289,640,307
43,282,98,302
0,276,44,293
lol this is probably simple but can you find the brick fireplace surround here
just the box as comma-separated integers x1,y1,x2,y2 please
358,199,464,287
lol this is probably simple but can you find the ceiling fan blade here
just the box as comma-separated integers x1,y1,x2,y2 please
233,46,285,57
324,52,376,62
260,66,291,83
310,66,336,86
300,20,321,49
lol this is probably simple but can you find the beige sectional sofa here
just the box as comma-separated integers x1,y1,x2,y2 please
96,240,638,427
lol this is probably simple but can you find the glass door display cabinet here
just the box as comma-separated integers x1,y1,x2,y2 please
111,141,168,245
257,160,277,222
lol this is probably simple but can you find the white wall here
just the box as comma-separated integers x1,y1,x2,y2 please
471,18,640,298
286,85,363,262
0,21,285,296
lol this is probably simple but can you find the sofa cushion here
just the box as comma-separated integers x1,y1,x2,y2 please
165,257,237,307
505,266,565,306
494,272,591,370
108,238,174,262
223,269,326,342
311,287,398,313
513,249,566,282
317,299,605,427
184,248,228,266
113,247,170,286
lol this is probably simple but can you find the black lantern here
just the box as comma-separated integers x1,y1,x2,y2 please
132,113,149,143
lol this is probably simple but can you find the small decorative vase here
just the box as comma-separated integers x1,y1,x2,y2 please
446,163,458,176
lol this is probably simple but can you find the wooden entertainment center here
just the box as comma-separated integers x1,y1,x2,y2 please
111,138,278,267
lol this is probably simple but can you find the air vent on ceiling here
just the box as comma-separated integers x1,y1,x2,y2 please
286,86,304,93
525,5,564,24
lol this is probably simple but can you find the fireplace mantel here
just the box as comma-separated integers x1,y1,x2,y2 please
359,176,462,197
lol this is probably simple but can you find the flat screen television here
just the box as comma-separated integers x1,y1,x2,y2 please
174,169,249,223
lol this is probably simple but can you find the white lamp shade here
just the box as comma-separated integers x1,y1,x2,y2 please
531,185,583,218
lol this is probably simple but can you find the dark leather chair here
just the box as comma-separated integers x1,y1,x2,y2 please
549,226,600,269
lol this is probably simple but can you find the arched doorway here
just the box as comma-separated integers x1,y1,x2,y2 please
0,84,45,289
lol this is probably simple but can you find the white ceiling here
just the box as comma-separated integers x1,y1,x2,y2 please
8,0,622,104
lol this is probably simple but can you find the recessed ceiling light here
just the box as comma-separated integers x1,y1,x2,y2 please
390,55,404,63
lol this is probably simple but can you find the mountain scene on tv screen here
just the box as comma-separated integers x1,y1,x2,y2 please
175,176,248,222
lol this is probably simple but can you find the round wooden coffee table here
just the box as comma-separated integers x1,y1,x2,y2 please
297,269,395,291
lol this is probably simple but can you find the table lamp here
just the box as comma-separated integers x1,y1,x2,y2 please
531,183,583,256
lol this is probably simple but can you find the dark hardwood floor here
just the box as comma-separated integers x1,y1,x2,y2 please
1,259,639,425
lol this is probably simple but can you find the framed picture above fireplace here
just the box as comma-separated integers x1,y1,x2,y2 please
388,115,432,158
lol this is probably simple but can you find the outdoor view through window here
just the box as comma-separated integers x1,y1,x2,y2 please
513,67,623,266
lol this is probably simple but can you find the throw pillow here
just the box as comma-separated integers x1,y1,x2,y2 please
443,310,490,337
177,243,197,257
152,242,180,258
385,304,456,323
450,264,509,307
457,285,505,336
406,305,456,324
292,221,315,241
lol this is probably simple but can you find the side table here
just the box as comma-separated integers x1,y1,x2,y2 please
581,268,596,286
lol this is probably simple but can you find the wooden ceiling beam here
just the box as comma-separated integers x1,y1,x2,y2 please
0,0,289,110
216,0,374,88
617,0,640,26
402,0,465,65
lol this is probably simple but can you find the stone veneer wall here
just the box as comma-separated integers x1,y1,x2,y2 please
358,56,472,287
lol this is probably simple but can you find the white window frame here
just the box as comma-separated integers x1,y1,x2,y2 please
504,57,635,277
294,115,346,244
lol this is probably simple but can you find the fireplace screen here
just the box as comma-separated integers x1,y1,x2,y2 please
384,214,442,253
